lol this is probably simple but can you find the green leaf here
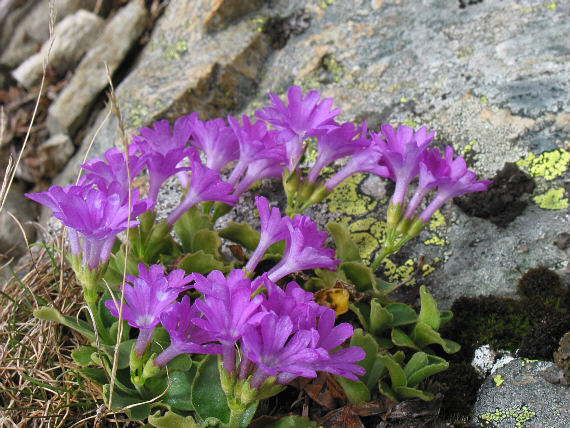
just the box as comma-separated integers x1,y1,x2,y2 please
79,367,108,385
369,299,393,335
218,222,260,251
439,310,453,326
379,354,407,388
349,329,377,383
403,352,428,379
393,385,434,401
177,251,227,275
314,268,347,288
384,303,418,326
191,355,229,423
166,354,192,372
418,285,440,331
148,410,199,428
406,354,449,388
33,307,95,342
146,369,197,412
263,415,318,427
103,383,150,420
72,346,97,367
334,376,370,403
391,328,419,350
192,230,222,257
349,302,370,331
341,261,375,291
174,205,213,253
326,222,361,262
378,381,399,402
100,339,135,370
442,338,461,354
375,277,398,294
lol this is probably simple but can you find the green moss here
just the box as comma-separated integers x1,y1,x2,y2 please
517,266,563,299
477,406,536,428
533,188,568,210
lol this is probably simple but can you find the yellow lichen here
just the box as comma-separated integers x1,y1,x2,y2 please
516,149,570,181
424,236,446,246
533,188,568,210
463,139,476,156
421,263,435,277
401,118,419,128
477,405,536,428
382,258,416,284
546,2,556,10
327,174,377,215
493,374,504,386
428,210,445,231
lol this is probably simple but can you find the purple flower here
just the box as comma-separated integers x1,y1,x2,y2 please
324,136,391,190
242,312,320,388
81,147,148,204
259,276,321,331
418,147,492,222
227,115,285,186
132,118,194,204
371,125,434,206
307,122,370,183
188,113,239,172
402,147,451,219
255,86,340,170
192,270,264,373
154,296,222,366
28,185,147,269
310,307,366,381
105,264,193,355
245,196,289,272
165,152,237,225
232,153,287,199
267,215,339,282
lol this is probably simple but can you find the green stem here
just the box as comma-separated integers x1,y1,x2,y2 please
228,409,244,428
370,245,393,272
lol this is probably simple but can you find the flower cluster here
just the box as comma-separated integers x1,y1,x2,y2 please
105,266,365,389
245,196,339,280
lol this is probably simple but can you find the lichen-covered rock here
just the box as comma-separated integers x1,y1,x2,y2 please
55,0,569,310
0,182,37,258
12,10,104,89
471,359,570,427
47,0,149,137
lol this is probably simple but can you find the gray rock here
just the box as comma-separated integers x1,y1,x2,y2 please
36,133,75,179
471,358,570,427
0,0,99,68
0,183,37,258
12,10,104,89
47,0,149,137
54,0,569,310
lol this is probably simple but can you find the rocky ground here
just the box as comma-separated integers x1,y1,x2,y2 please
0,0,568,426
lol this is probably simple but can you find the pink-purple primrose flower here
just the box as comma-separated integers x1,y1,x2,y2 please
104,266,365,386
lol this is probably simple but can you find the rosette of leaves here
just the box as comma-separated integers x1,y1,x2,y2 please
334,329,448,404
350,286,460,354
